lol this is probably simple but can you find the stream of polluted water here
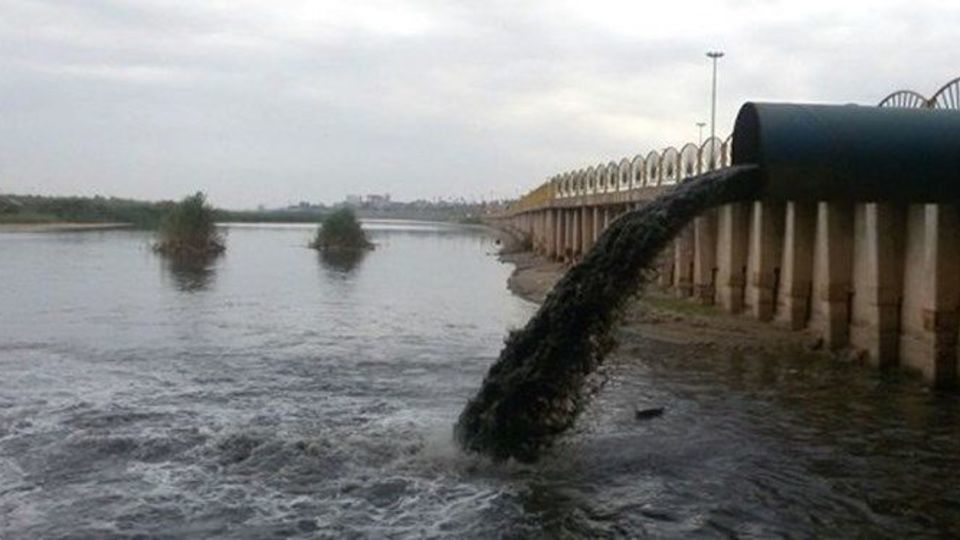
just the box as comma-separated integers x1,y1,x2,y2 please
2,216,960,537
456,166,763,461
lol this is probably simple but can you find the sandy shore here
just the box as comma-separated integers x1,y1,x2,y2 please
0,222,133,233
500,250,817,355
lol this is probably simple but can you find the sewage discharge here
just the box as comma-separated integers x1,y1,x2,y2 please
455,165,761,462
455,100,960,462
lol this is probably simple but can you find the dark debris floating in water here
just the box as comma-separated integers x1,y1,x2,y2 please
455,165,761,462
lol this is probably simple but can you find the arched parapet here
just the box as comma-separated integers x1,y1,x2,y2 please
644,150,660,186
592,162,605,194
582,166,594,195
562,172,573,198
604,161,618,193
878,89,930,108
593,163,607,193
554,174,563,198
931,76,960,110
679,143,699,180
699,136,724,172
630,154,645,189
660,147,680,185
722,134,733,167
576,168,588,196
617,158,631,191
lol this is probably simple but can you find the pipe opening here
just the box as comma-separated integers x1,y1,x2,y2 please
732,102,760,165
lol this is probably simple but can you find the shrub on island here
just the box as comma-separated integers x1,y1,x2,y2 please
153,192,225,257
310,208,372,251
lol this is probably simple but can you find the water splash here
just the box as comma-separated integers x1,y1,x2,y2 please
455,165,761,462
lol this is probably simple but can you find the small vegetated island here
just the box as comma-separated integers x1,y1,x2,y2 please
310,208,373,251
153,192,225,257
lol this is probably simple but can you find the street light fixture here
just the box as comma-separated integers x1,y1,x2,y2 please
706,51,724,148
696,122,706,146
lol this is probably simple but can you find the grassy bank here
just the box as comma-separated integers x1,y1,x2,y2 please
0,195,171,227
0,194,331,227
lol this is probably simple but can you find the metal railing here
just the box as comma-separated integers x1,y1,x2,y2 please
511,76,960,210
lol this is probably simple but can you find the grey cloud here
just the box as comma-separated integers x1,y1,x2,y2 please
1,0,958,207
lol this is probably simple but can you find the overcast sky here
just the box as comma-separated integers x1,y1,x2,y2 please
2,0,958,208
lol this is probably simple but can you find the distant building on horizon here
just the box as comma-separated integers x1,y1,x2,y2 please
365,193,391,209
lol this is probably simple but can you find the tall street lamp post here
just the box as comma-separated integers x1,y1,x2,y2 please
706,51,724,146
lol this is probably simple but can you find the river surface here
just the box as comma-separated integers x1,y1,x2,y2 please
1,221,959,538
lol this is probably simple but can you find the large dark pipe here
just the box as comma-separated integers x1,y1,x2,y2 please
732,102,960,202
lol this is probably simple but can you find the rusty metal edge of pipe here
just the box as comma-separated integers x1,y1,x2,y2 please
732,102,960,203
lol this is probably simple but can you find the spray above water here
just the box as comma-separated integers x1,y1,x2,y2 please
455,165,761,462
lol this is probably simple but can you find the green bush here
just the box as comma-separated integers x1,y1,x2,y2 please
154,192,225,256
310,208,372,250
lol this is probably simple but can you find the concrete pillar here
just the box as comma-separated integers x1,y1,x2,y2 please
673,225,695,297
716,202,751,313
746,201,785,321
693,210,717,304
603,207,610,231
557,209,567,261
582,206,594,254
850,203,905,367
565,209,575,261
572,207,582,259
810,201,854,350
527,214,536,253
776,202,816,330
658,245,675,288
534,209,547,255
546,209,557,259
900,204,960,387
592,206,601,243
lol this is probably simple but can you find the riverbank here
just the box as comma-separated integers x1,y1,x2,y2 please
0,222,133,232
501,250,816,355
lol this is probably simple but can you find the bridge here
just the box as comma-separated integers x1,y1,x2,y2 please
494,76,960,388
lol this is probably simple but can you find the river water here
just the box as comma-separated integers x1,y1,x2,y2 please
1,221,958,538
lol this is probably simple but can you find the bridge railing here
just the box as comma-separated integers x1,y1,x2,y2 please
516,135,735,209
512,76,960,213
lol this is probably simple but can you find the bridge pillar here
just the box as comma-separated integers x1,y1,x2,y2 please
572,207,583,259
716,202,750,313
673,225,695,297
747,201,785,321
592,207,601,243
776,202,816,330
528,212,537,252
582,206,594,254
603,206,610,231
693,210,717,304
557,208,567,261
901,204,960,387
850,203,905,367
548,209,559,259
533,210,547,255
540,208,553,256
811,201,854,350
